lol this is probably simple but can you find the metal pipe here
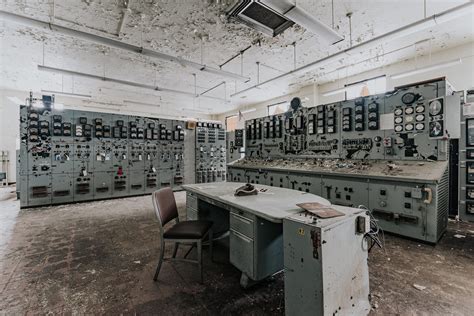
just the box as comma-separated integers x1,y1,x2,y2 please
199,81,226,96
38,65,227,102
230,2,473,97
0,10,250,82
219,45,252,68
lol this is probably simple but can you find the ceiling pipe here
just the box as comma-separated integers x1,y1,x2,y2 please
231,1,474,97
199,81,226,97
0,10,251,82
38,65,228,102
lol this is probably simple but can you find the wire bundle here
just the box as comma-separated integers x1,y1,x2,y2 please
358,204,385,252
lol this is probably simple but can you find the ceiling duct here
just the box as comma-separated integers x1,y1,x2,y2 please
227,0,343,44
227,0,295,37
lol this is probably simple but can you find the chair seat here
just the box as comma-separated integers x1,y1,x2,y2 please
163,220,213,239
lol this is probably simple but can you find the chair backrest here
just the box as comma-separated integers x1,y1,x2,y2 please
152,187,179,227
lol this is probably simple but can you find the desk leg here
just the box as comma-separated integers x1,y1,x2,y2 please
240,273,257,289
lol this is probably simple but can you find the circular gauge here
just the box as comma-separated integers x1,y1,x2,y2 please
405,123,414,131
368,112,377,120
395,125,403,132
405,107,414,114
402,92,416,104
415,123,425,130
405,115,414,123
394,108,403,116
416,105,425,113
416,114,425,122
430,121,442,136
429,100,442,115
395,117,403,124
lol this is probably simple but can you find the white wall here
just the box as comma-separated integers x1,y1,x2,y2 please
0,90,21,183
0,88,212,183
318,42,474,104
218,41,474,125
216,83,320,130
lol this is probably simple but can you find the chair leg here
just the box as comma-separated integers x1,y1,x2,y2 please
197,240,203,283
208,229,213,262
184,244,194,259
172,242,179,258
153,239,165,281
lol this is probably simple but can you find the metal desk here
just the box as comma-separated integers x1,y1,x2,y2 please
182,182,330,287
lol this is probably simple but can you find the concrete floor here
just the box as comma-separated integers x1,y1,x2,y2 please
0,185,473,315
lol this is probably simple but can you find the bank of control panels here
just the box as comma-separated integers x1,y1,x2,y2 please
19,105,188,208
229,78,460,243
459,89,474,222
195,122,226,183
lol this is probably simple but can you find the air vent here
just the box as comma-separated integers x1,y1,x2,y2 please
228,0,294,37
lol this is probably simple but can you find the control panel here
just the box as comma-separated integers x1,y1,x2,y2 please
18,99,195,208
459,89,474,222
195,122,226,183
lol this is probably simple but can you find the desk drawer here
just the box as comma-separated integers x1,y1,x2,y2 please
187,207,198,220
186,192,198,209
230,229,254,278
230,212,254,239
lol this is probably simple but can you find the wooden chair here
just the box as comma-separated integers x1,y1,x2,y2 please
152,187,213,283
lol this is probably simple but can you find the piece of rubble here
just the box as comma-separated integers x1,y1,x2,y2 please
412,284,427,291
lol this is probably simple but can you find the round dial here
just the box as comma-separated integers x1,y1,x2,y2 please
402,92,416,104
405,115,414,123
430,121,443,136
429,100,442,115
405,107,414,114
394,108,403,116
405,123,414,131
368,112,377,120
416,105,425,113
395,117,403,124
415,123,425,130
416,114,425,122
395,125,403,132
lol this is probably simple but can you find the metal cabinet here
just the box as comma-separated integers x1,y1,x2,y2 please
229,208,283,287
51,173,73,204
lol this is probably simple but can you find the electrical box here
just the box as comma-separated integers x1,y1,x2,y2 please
283,205,370,316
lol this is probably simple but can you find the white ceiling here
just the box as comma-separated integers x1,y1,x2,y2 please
0,0,472,116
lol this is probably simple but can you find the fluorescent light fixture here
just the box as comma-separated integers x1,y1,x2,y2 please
322,82,366,97
240,108,257,114
123,100,160,107
38,65,228,102
41,89,92,99
7,96,24,105
390,58,462,80
261,0,343,44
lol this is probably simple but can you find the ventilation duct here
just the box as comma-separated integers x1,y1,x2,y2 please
227,0,295,37
228,0,343,44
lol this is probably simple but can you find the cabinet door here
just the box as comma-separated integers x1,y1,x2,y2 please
230,230,254,278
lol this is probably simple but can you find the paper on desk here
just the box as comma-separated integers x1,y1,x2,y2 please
296,202,344,218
